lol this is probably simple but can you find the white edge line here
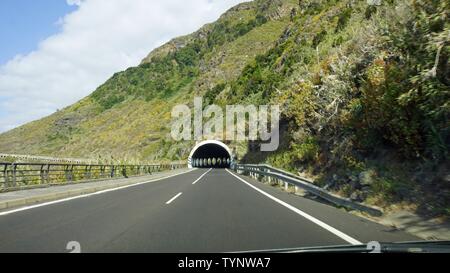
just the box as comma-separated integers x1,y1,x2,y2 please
192,168,212,184
0,169,196,216
226,169,362,245
166,192,183,205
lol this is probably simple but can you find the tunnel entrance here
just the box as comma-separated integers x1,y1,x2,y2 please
188,140,233,169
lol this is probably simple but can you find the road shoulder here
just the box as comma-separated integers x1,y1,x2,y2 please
227,169,421,243
0,168,193,212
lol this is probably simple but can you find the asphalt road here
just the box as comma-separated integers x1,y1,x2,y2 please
0,168,419,253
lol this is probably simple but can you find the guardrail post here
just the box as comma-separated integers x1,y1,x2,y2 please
258,166,265,181
84,165,92,179
64,165,68,182
45,164,50,184
100,166,105,178
39,164,44,185
84,165,88,179
39,164,50,185
65,165,74,182
3,164,9,188
122,165,128,178
12,163,17,187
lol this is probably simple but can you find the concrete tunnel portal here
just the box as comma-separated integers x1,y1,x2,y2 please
188,140,234,169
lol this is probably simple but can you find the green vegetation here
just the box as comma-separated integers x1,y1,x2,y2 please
207,13,268,49
230,0,448,216
0,0,448,217
92,42,201,109
91,0,279,110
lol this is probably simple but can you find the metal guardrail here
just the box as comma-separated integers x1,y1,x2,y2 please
232,164,383,217
0,153,94,164
0,162,187,192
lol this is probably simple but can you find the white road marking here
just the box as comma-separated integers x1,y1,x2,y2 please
226,169,362,245
192,168,212,185
0,169,196,216
166,192,183,205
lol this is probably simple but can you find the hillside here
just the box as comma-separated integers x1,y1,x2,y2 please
0,0,448,217
0,0,296,161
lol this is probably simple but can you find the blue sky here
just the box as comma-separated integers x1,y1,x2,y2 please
0,0,246,133
0,0,77,65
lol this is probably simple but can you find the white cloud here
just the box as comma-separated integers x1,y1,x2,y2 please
0,0,247,133
66,0,83,6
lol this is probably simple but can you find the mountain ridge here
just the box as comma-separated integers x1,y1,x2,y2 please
0,0,297,160
0,0,448,217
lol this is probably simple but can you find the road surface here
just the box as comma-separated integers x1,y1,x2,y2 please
0,168,418,253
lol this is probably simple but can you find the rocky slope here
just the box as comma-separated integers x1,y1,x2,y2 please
0,0,448,217
0,0,296,161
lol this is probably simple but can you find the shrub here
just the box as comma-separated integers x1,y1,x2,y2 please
291,136,320,162
204,83,226,105
312,30,327,48
335,7,352,33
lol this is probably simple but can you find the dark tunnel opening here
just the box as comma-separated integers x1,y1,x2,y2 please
191,144,231,168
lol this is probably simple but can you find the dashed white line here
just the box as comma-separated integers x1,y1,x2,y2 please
165,168,211,205
166,192,183,205
0,169,196,216
225,169,362,245
192,168,212,185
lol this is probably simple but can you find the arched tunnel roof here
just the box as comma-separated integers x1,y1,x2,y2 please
191,144,230,159
188,140,233,168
